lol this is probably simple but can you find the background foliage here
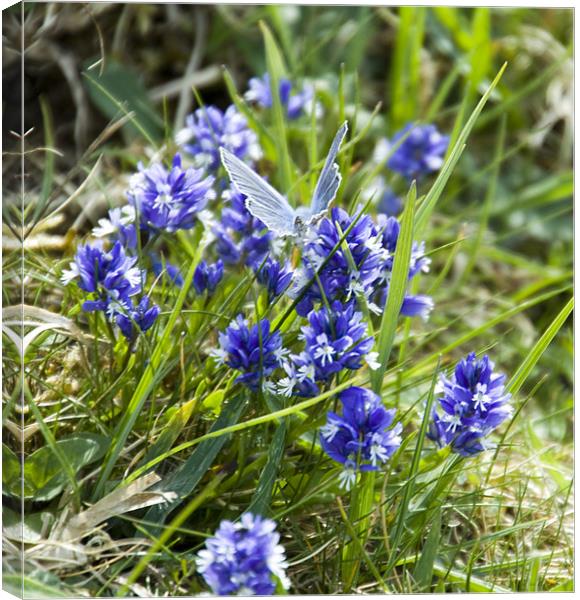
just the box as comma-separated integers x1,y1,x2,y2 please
2,4,573,596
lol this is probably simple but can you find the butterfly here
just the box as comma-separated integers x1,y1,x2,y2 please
219,121,348,238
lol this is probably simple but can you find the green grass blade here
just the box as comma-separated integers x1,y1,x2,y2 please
415,62,507,234
371,182,416,393
141,392,246,535
413,506,442,590
457,114,506,287
93,229,206,500
247,420,287,516
507,297,573,396
386,357,440,573
260,21,293,192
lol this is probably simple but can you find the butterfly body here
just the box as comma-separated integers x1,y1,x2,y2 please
220,122,348,239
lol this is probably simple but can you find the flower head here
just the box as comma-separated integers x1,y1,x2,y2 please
300,300,374,382
245,73,314,120
127,154,215,233
61,240,142,316
212,315,284,390
196,512,289,595
116,295,160,341
194,259,224,295
293,207,385,316
92,205,137,248
320,387,402,490
176,105,262,171
428,352,513,456
255,257,293,301
387,124,449,180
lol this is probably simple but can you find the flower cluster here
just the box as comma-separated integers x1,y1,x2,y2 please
196,512,290,595
116,295,160,341
428,352,513,456
245,73,314,120
300,300,374,381
320,387,402,490
127,154,215,233
254,256,293,301
292,207,433,320
176,105,262,171
268,300,377,399
211,315,284,390
387,124,449,180
194,259,224,295
61,240,142,315
293,207,385,316
62,240,160,341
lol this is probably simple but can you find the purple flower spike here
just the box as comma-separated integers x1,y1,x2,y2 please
211,315,285,390
61,240,142,318
320,387,402,490
245,73,314,120
127,153,215,233
176,105,262,171
301,300,374,382
193,259,224,295
387,124,449,180
255,257,294,301
428,352,513,457
116,295,160,341
196,513,290,595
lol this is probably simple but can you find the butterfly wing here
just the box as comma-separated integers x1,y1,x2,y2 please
309,121,348,219
220,148,297,237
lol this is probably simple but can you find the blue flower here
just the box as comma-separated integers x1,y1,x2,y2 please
293,207,385,316
211,315,284,390
193,259,224,295
428,352,513,457
320,387,402,490
127,154,215,233
176,105,262,171
151,254,184,287
61,240,142,316
116,295,160,341
387,124,449,180
300,300,374,382
255,257,293,301
377,187,403,217
196,513,289,595
92,205,137,248
245,73,314,120
372,214,433,319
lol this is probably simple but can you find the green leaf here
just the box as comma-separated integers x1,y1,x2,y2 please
389,7,426,129
141,393,246,536
2,443,20,491
413,507,441,590
3,572,73,598
371,182,416,393
3,507,55,543
386,358,441,573
140,395,199,469
507,297,573,395
5,435,107,502
247,421,287,516
83,61,163,146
